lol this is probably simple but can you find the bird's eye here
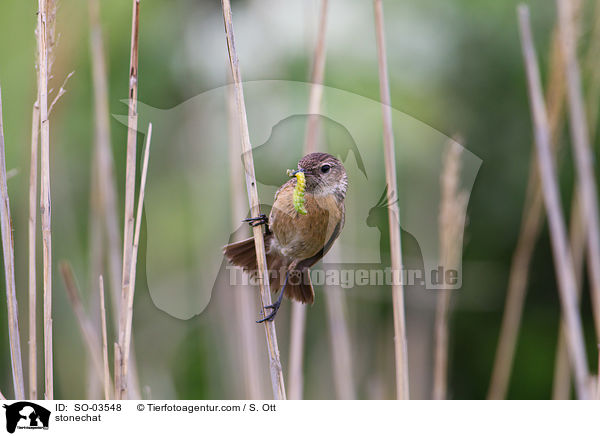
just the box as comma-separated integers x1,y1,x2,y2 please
320,164,331,174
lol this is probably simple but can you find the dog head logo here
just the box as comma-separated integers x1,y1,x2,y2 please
2,402,51,433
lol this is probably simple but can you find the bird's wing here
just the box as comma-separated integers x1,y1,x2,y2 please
296,220,342,270
273,178,295,203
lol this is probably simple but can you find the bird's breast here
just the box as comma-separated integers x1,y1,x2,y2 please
269,185,343,261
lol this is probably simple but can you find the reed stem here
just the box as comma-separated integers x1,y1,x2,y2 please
221,0,287,400
117,0,140,400
227,84,265,400
0,87,25,400
556,0,600,342
99,276,111,400
59,262,106,386
487,25,568,399
28,99,40,400
373,0,410,399
517,4,590,399
119,123,152,399
288,0,330,401
37,0,54,400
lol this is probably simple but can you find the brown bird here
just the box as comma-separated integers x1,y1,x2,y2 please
224,152,348,322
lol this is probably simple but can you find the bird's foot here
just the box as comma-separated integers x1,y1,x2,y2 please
243,214,268,228
256,300,281,323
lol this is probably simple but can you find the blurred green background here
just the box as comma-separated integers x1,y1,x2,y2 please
0,0,598,400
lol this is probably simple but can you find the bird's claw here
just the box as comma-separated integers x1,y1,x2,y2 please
256,301,281,323
243,214,268,227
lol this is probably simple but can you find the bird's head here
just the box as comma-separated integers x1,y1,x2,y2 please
295,152,348,201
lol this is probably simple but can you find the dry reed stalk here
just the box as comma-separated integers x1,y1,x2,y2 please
28,0,61,400
28,100,40,400
308,1,354,399
597,345,600,400
517,4,590,399
99,276,111,400
48,73,74,116
113,343,120,399
29,16,42,399
221,0,286,400
87,0,112,399
552,191,586,399
59,262,105,384
88,0,123,322
0,388,5,400
288,0,329,401
36,0,54,400
488,22,569,399
227,84,264,400
433,141,468,400
433,286,450,399
304,0,328,152
90,0,141,399
117,0,141,400
553,0,600,398
324,246,355,399
0,88,25,400
373,0,410,399
557,0,600,342
87,164,103,399
119,123,152,400
551,331,571,399
584,0,600,143
288,302,307,399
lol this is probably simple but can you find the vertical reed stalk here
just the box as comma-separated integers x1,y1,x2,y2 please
99,276,111,400
288,0,329,401
87,125,103,400
0,88,25,400
90,0,141,399
221,0,287,400
28,99,40,400
28,15,42,399
227,84,265,400
324,247,355,399
88,0,123,322
59,262,105,384
433,292,451,400
597,345,600,400
433,141,467,400
556,0,600,342
584,0,600,143
119,123,152,399
517,4,590,399
373,0,410,399
36,0,54,400
552,193,586,399
117,0,140,400
304,0,328,151
553,0,600,397
487,24,568,400
113,343,120,399
288,303,307,399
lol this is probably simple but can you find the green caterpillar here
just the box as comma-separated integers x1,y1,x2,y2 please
287,169,308,215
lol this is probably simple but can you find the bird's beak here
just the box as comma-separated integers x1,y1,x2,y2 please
288,169,304,177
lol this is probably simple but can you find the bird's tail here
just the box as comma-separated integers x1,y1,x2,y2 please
223,234,314,304
284,269,314,305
